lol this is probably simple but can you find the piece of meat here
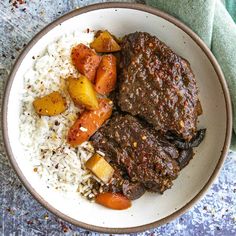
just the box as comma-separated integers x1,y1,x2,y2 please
177,148,194,169
122,180,145,200
118,32,200,141
104,172,145,200
91,114,180,194
165,129,206,149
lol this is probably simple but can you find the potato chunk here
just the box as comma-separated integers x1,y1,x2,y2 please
90,31,121,53
67,76,99,110
85,153,114,183
33,91,66,116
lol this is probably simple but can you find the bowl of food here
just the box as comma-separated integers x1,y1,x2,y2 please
2,2,232,233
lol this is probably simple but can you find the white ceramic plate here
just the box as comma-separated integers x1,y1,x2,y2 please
2,3,232,233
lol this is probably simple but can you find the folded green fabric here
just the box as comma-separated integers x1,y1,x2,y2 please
146,0,236,151
225,0,236,22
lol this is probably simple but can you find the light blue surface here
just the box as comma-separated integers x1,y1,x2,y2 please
0,0,236,235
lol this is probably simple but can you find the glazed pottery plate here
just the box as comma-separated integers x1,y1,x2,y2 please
2,3,232,234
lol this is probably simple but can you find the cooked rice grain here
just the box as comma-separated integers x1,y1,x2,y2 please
20,31,98,195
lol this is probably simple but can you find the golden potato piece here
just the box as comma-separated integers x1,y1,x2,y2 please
67,76,99,110
90,31,121,53
33,91,66,116
85,153,114,184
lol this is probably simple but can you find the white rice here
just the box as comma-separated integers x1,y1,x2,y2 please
19,30,100,196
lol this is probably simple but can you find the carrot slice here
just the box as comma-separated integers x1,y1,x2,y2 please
95,192,131,210
71,43,101,82
67,98,113,147
95,54,117,95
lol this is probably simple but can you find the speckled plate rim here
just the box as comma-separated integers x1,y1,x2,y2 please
2,2,232,234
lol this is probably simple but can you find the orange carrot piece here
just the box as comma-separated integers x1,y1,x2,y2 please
67,98,113,147
95,192,131,210
95,54,117,95
71,43,101,82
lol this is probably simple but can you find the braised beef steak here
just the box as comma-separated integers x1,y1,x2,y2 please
91,114,180,194
118,32,199,141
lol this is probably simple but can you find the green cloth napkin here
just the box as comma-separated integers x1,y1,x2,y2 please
146,0,236,151
225,0,236,22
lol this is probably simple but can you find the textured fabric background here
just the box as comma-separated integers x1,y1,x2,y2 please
225,0,236,22
0,0,236,235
